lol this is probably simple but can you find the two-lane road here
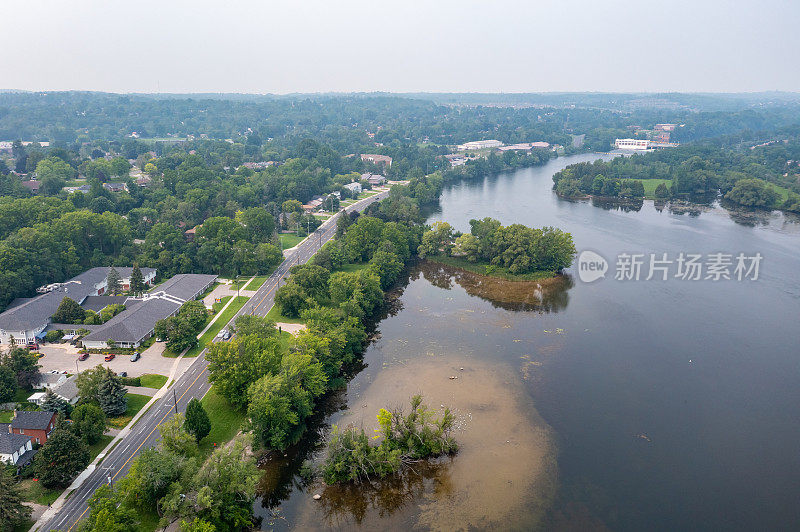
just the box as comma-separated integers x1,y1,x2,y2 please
36,189,389,531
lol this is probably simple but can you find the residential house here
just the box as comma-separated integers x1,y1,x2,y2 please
28,375,79,406
360,154,392,168
64,184,91,194
361,173,386,186
36,372,67,390
302,196,324,213
21,180,41,193
103,182,128,193
343,182,362,195
0,425,35,467
10,410,57,445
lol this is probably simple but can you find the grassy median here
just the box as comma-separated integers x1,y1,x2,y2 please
184,296,250,358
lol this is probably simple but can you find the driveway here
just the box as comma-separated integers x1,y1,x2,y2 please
202,282,256,308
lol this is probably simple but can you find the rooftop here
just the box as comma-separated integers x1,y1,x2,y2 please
10,410,56,431
0,428,32,455
0,267,155,332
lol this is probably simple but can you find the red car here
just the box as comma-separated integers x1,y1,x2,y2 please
78,353,89,361
104,354,115,362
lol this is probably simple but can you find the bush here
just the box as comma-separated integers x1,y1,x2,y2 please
45,330,64,343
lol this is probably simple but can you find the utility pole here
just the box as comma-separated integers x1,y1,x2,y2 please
75,359,79,375
173,389,178,414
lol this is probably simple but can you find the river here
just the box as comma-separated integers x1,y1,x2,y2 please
256,153,800,531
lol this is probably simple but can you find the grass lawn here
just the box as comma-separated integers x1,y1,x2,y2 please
280,233,305,249
0,410,12,422
243,276,268,290
264,304,305,324
212,295,231,313
426,255,556,282
19,478,62,506
184,296,249,358
630,178,673,199
766,181,792,203
138,374,167,389
357,191,377,199
88,434,114,461
107,393,151,428
199,387,247,456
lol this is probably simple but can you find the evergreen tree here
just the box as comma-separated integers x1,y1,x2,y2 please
106,267,122,296
130,264,145,295
0,466,32,530
41,388,72,416
184,398,211,443
33,423,90,488
51,296,86,324
97,372,128,416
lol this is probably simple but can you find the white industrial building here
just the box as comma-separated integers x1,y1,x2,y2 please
615,139,651,150
457,140,504,151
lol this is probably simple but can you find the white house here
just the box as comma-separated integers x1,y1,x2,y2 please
0,425,34,466
36,372,67,389
344,182,362,194
28,375,79,405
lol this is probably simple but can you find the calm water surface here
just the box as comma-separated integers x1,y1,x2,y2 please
260,154,800,531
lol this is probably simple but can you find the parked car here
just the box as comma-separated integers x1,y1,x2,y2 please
78,353,89,361
119,371,127,378
130,352,140,362
104,354,115,362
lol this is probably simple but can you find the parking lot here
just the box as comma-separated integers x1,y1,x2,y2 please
33,341,182,378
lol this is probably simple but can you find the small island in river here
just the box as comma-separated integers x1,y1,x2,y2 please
418,217,576,282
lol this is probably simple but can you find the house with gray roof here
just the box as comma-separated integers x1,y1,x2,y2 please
0,266,155,345
10,410,57,445
82,274,216,349
0,425,35,467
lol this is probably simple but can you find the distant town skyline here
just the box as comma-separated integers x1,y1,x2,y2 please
2,0,798,94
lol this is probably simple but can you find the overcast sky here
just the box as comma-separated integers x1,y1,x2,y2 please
2,0,798,94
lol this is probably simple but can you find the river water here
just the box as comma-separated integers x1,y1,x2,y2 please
259,154,800,531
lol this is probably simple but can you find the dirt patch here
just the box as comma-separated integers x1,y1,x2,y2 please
292,355,557,531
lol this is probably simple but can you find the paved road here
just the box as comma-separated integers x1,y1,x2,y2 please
36,190,388,531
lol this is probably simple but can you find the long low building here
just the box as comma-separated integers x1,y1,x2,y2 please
0,267,156,345
82,274,217,349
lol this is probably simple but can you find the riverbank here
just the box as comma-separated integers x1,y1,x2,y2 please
425,255,557,282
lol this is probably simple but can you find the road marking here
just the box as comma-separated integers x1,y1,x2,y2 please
65,366,208,532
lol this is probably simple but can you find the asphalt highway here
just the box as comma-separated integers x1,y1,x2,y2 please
36,190,388,531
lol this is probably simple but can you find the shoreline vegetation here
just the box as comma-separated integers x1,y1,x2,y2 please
71,159,574,529
552,142,800,214
425,254,556,282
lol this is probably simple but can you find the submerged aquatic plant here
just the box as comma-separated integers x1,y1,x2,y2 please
321,395,458,484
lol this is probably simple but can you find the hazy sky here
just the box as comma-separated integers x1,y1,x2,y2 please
2,0,798,94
